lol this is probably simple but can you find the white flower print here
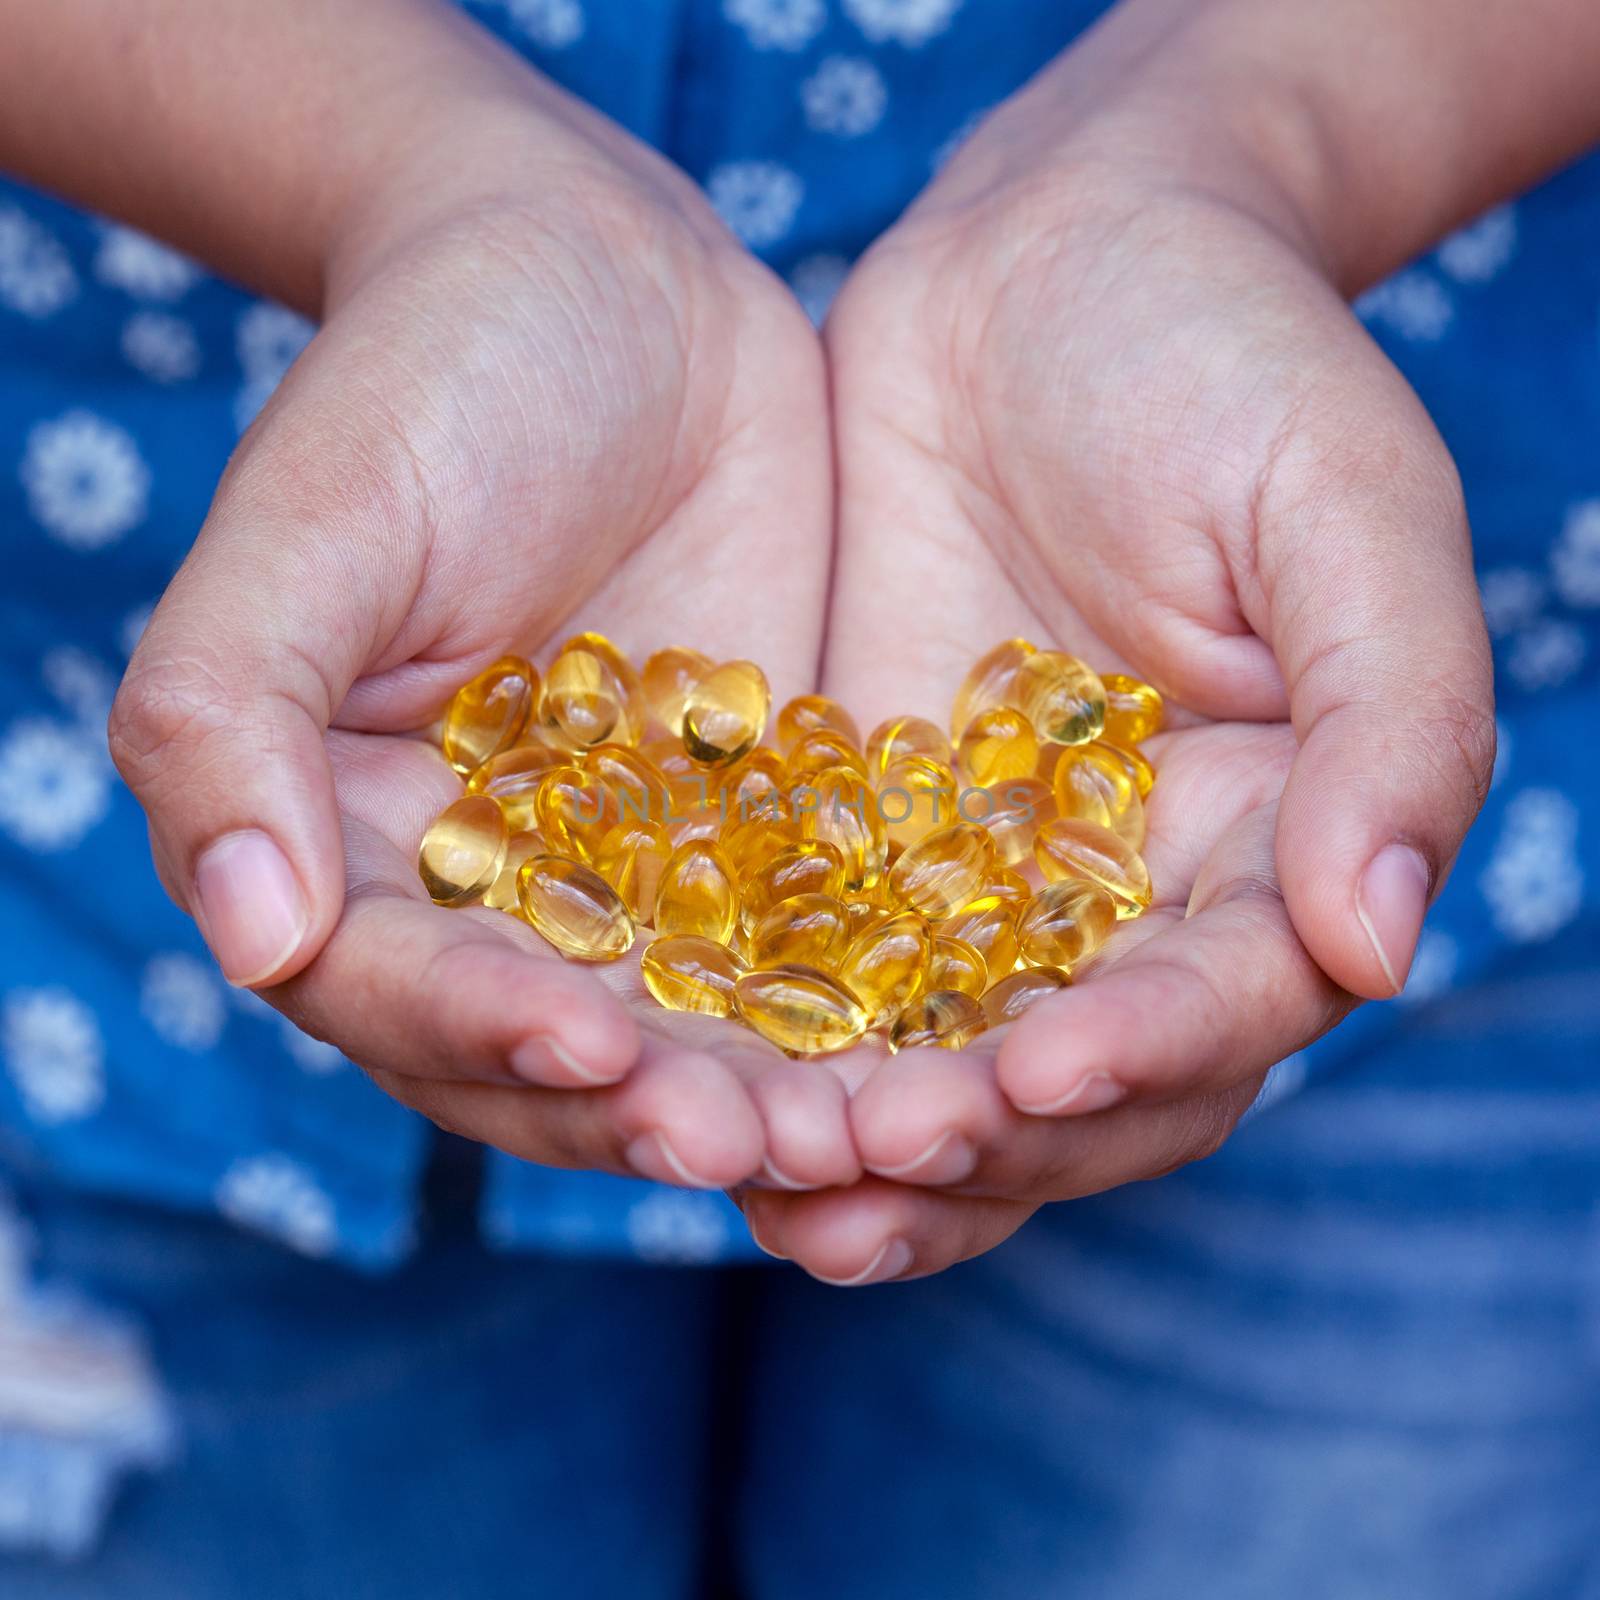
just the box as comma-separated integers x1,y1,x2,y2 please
1397,929,1459,1005
500,0,584,47
121,311,201,384
94,224,199,301
625,1189,729,1263
1551,499,1600,608
215,1155,337,1257
3,989,106,1126
20,411,150,551
1506,618,1586,691
277,1020,344,1075
1478,566,1546,638
1479,788,1582,943
0,206,77,319
1435,204,1517,285
801,56,888,137
724,0,825,51
0,720,111,852
842,0,962,48
707,161,804,248
140,954,227,1053
789,253,850,325
41,646,117,733
233,303,316,432
1354,271,1454,342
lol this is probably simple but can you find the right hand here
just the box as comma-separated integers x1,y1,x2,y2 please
108,79,857,1195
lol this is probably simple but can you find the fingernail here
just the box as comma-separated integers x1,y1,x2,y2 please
1357,843,1431,995
812,1238,913,1288
1015,1072,1126,1117
866,1130,976,1184
754,1157,815,1192
193,830,310,987
509,1035,621,1087
746,1216,789,1260
624,1131,719,1189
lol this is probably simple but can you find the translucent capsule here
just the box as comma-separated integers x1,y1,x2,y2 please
842,895,884,941
540,648,621,750
593,819,673,924
958,706,1039,788
1100,738,1157,799
722,748,790,823
1017,881,1119,971
465,742,568,830
837,910,930,1025
890,990,987,1051
485,829,554,913
440,656,537,776
418,795,508,906
559,631,647,745
1033,817,1152,918
664,804,725,848
775,694,860,755
640,934,745,1018
928,934,988,999
586,743,668,830
797,765,888,892
641,646,712,737
653,839,739,943
1009,650,1107,746
740,839,846,925
516,854,635,961
786,727,869,782
981,966,1070,1026
950,638,1036,743
1100,674,1164,746
961,867,1033,913
877,753,958,853
749,893,852,971
722,811,803,879
977,776,1056,867
734,965,869,1055
940,901,1020,980
865,715,951,780
1051,743,1145,848
533,765,612,862
887,822,996,920
683,660,770,767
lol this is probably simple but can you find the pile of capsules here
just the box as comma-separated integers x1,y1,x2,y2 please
417,635,1159,1056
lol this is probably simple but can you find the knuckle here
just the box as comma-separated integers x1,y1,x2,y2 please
108,654,238,796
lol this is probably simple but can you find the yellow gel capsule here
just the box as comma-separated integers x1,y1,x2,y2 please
957,705,1039,788
466,742,568,829
842,895,884,940
928,934,988,1000
775,694,861,755
1101,674,1164,746
722,811,803,878
1052,744,1145,848
740,839,846,924
440,656,538,776
485,829,554,913
586,743,668,829
418,795,508,906
950,638,1036,744
516,854,635,961
959,866,1033,915
1100,738,1157,799
640,645,713,737
865,715,951,780
533,765,612,862
654,839,739,943
664,804,726,847
940,901,1021,980
559,631,647,745
683,659,770,767
722,748,790,822
977,776,1056,867
1017,881,1119,971
1009,650,1107,746
890,989,987,1051
887,822,996,920
541,648,621,750
593,819,673,925
877,753,958,853
640,934,746,1018
733,965,869,1055
749,893,852,971
786,727,870,782
1033,817,1153,918
837,910,930,1026
981,966,1070,1026
797,765,888,892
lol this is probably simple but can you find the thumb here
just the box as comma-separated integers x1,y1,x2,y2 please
1265,403,1495,1001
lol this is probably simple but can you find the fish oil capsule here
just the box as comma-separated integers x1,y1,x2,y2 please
541,648,621,750
957,706,1039,788
516,854,635,961
877,753,958,853
748,893,852,971
593,819,673,924
654,839,739,943
775,694,860,755
950,638,1036,743
966,867,1033,911
797,765,888,892
981,966,1070,1026
722,748,790,822
533,765,612,862
664,804,725,847
1101,674,1164,746
640,934,746,1018
1052,744,1145,848
641,646,712,737
419,795,508,906
842,895,883,940
683,660,770,767
928,934,988,999
1017,881,1119,971
887,822,996,919
739,839,845,923
733,965,869,1055
1100,738,1157,799
1009,650,1107,746
940,901,1021,980
865,715,951,780
837,910,931,1026
786,727,870,782
466,742,568,829
440,656,538,775
587,743,668,829
485,829,554,912
1033,817,1152,918
559,631,647,745
890,990,987,1051
722,811,802,878
977,776,1056,867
